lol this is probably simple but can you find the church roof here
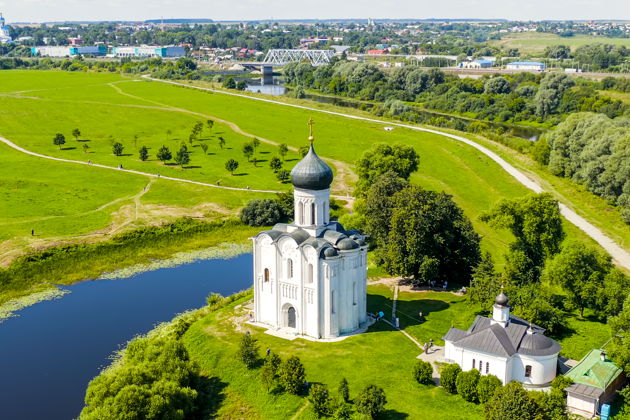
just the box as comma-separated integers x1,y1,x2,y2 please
290,143,333,191
443,314,560,358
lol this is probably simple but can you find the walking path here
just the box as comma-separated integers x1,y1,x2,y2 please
145,77,630,270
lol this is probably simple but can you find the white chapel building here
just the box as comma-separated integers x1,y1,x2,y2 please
444,291,561,386
252,133,368,340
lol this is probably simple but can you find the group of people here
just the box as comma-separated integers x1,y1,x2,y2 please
423,339,434,354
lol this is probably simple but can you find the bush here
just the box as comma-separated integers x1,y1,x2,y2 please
261,352,282,392
355,385,387,419
485,382,542,420
280,356,306,394
240,199,284,226
238,332,259,369
308,384,332,418
413,360,434,385
477,374,502,404
456,369,480,402
338,377,350,402
333,402,353,419
440,363,461,394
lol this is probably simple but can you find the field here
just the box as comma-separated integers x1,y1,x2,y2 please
490,32,630,55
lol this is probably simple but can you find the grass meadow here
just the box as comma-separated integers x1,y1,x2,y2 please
489,32,630,55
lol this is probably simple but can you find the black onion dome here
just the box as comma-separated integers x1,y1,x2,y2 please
338,238,360,251
291,144,333,191
495,291,508,306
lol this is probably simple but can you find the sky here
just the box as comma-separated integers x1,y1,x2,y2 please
0,0,628,23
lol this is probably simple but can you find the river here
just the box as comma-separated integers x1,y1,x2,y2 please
0,253,252,420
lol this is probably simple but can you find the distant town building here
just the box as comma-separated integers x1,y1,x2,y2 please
31,46,107,57
110,46,185,58
506,61,546,71
68,37,83,46
444,291,561,386
0,13,12,44
564,349,626,418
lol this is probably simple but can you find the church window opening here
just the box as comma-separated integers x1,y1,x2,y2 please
287,307,296,328
308,264,314,284
353,282,357,305
525,365,532,378
472,359,476,369
287,259,293,278
485,362,489,374
264,268,270,282
298,202,304,225
479,360,483,371
331,291,335,314
311,203,316,225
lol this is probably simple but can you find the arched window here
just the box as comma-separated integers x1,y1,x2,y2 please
479,360,483,371
324,201,328,224
308,263,314,283
353,282,357,305
331,291,335,314
311,202,316,225
287,259,293,278
264,268,270,282
472,359,476,369
486,362,489,374
525,365,532,378
298,202,304,225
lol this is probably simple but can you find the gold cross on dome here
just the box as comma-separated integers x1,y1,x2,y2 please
307,118,315,143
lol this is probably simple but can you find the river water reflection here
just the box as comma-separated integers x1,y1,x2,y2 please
0,253,252,420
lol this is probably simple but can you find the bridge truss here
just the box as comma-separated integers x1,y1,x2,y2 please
262,49,335,66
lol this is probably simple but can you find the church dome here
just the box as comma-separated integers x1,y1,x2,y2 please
337,238,359,251
495,291,508,306
291,144,333,191
519,331,561,356
324,247,339,258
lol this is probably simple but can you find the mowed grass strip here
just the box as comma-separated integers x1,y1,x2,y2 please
489,32,630,55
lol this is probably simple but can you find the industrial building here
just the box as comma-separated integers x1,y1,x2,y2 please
110,46,185,58
506,61,546,71
31,46,107,57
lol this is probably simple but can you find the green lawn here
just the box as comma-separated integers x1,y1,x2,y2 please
183,288,485,419
490,32,630,55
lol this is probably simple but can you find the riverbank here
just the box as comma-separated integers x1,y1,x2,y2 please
0,218,259,314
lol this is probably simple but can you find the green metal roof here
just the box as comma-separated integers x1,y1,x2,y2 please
565,349,623,390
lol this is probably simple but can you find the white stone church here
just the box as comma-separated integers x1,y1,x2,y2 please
252,131,368,340
444,291,561,386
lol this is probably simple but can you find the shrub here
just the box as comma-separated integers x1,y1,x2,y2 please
338,377,350,402
355,385,387,419
309,384,332,418
485,382,542,420
280,356,306,394
261,352,282,392
456,369,480,402
440,363,461,394
413,360,434,385
333,402,353,419
477,374,502,403
240,199,284,226
238,332,259,369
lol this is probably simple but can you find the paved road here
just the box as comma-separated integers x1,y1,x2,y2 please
146,77,630,270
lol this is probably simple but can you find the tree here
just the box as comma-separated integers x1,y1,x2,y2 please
529,375,572,420
440,363,461,394
53,133,66,149
218,136,226,149
364,172,409,247
225,159,239,175
189,121,203,144
608,294,630,374
277,169,291,183
484,77,511,95
379,185,481,284
299,145,309,157
206,119,214,131
544,241,612,316
238,332,259,369
481,193,564,283
82,143,89,153
112,142,124,156
477,374,502,404
308,384,332,418
72,128,81,141
165,129,172,141
252,137,261,151
355,143,419,196
157,145,172,164
240,199,284,226
243,143,254,162
261,352,282,391
280,356,305,394
278,143,288,161
223,77,236,89
269,156,283,172
485,382,542,420
413,360,434,385
200,143,208,155
355,385,387,419
456,369,480,403
139,145,149,161
236,80,248,90
468,251,502,307
338,377,350,403
174,144,190,168
333,403,353,420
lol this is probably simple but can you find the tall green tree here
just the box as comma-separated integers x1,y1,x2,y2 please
112,142,124,156
72,128,81,141
355,143,419,196
280,356,305,395
238,332,259,369
355,385,387,419
485,382,542,420
225,159,239,175
138,145,149,161
278,143,288,161
468,251,502,307
269,156,283,172
53,133,66,149
174,144,190,168
308,384,332,418
157,145,172,164
608,294,630,374
243,143,254,162
364,172,409,247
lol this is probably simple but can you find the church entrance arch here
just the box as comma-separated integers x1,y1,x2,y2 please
287,307,296,328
